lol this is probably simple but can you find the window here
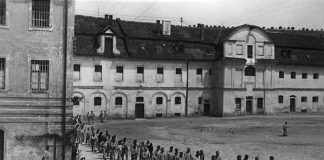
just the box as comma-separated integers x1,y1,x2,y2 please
176,68,182,74
0,58,5,89
115,66,123,81
312,96,318,102
196,68,203,82
137,67,144,74
115,97,122,105
236,45,243,55
313,73,319,79
196,68,202,75
104,37,113,55
244,66,255,76
175,68,182,82
94,65,102,81
73,64,80,81
72,96,80,105
279,71,284,78
247,45,253,58
136,67,144,82
30,60,49,91
291,72,296,79
136,97,144,102
175,97,181,104
94,97,101,105
302,73,307,79
156,67,164,82
198,97,202,104
0,0,6,25
278,95,283,103
301,96,307,102
235,98,241,110
257,98,263,109
156,97,163,105
32,0,50,27
209,68,212,75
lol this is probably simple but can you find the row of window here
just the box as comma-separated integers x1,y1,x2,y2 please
279,71,319,79
73,96,184,106
278,96,319,103
0,0,51,27
0,58,49,90
234,98,264,110
73,64,212,82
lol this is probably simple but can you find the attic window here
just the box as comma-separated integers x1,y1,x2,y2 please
104,37,113,54
162,20,171,36
281,49,291,58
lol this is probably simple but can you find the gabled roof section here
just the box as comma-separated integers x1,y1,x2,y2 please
224,24,274,42
96,26,117,35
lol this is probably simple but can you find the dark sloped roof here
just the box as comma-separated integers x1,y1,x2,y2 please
74,15,324,65
268,32,324,50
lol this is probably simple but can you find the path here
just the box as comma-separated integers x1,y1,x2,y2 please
79,144,103,160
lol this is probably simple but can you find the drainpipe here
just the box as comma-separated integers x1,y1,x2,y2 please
185,60,189,117
62,0,68,159
263,68,266,115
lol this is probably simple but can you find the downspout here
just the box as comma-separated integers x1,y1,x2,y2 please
263,68,266,115
61,0,68,159
185,60,189,117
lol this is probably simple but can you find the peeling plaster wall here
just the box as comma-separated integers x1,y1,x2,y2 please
0,0,75,159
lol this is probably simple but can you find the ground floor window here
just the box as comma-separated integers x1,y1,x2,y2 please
235,98,241,110
257,98,263,109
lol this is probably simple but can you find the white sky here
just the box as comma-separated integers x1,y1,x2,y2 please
75,0,324,30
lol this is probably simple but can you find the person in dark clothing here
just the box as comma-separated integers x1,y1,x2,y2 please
243,154,249,160
283,122,288,136
148,143,154,158
237,155,242,160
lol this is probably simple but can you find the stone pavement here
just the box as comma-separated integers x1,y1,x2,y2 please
79,144,103,160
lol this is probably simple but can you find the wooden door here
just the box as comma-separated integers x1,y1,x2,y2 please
135,104,145,118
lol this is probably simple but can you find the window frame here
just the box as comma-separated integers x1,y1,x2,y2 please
302,73,307,79
137,67,144,74
247,45,253,58
156,97,163,105
244,66,256,76
198,97,202,104
115,97,123,105
312,96,318,103
136,97,144,103
278,95,283,103
301,96,307,102
257,98,263,109
0,0,6,25
279,71,284,78
196,68,202,75
235,98,241,110
175,68,182,75
31,0,51,28
30,60,49,91
73,64,81,81
94,97,102,106
291,72,296,79
157,67,164,74
94,65,102,81
175,97,181,105
313,73,319,79
0,58,5,89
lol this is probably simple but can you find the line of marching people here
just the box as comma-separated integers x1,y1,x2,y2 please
72,115,276,160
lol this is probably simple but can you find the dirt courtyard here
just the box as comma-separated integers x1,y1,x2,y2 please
95,113,324,160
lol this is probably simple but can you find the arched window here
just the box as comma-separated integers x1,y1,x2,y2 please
72,96,80,105
94,97,101,105
156,97,163,105
0,129,4,160
244,66,255,76
115,97,123,105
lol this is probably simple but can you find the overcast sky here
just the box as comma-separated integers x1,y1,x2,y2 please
75,0,324,30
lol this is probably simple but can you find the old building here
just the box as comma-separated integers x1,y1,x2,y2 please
73,15,324,119
0,0,74,160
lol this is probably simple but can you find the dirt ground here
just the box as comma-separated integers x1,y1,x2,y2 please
95,113,324,160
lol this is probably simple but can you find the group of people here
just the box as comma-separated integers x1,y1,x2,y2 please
82,110,108,125
71,115,278,160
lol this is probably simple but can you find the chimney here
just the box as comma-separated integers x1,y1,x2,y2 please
108,15,113,26
198,23,205,40
156,20,161,35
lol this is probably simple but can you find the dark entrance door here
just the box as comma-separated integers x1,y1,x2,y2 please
290,98,296,112
0,130,4,160
246,97,253,115
204,103,210,116
135,104,145,118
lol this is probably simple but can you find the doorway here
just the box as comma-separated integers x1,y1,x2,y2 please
290,97,296,112
203,100,210,116
246,97,253,115
135,104,145,118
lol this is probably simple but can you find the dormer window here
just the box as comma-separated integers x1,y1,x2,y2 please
162,20,171,36
104,37,113,55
